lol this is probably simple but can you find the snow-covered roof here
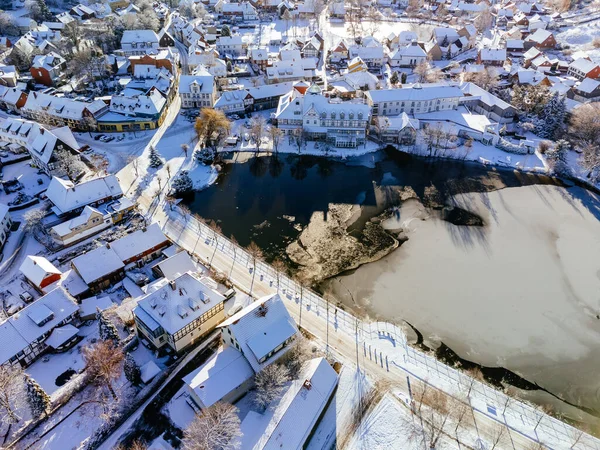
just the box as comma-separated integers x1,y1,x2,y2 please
183,346,254,407
45,324,79,348
247,82,294,100
32,52,65,71
23,92,107,121
46,175,123,215
121,30,160,45
526,28,553,44
576,77,600,94
19,256,62,287
72,246,125,284
0,288,78,363
0,203,8,220
219,293,298,372
135,271,226,335
460,82,512,110
140,360,162,383
111,223,168,263
240,357,338,450
51,206,104,238
479,48,507,62
154,251,198,281
390,42,427,59
366,83,464,104
109,90,166,117
79,295,114,318
179,74,215,95
569,58,598,74
377,112,419,132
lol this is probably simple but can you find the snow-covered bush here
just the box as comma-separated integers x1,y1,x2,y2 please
495,138,528,155
172,170,194,196
148,146,163,168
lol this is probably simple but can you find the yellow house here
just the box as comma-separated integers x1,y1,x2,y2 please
97,90,168,133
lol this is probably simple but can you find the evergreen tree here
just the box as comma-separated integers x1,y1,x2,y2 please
401,72,407,84
37,0,52,21
123,353,142,386
226,60,233,73
390,71,399,85
196,146,216,165
25,375,51,419
172,170,194,196
221,25,231,37
535,92,566,139
148,146,163,168
546,139,571,177
97,310,120,344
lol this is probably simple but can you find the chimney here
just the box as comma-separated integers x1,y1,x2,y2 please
169,280,176,290
303,379,312,390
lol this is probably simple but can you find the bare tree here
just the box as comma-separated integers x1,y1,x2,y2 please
54,147,88,181
0,365,25,425
579,141,600,184
489,423,508,450
128,155,140,177
291,128,305,154
24,208,46,236
414,60,432,83
83,341,124,400
408,384,455,449
181,143,190,157
268,126,284,154
271,258,287,289
249,116,267,154
246,241,263,293
254,364,291,411
182,402,242,450
207,219,222,268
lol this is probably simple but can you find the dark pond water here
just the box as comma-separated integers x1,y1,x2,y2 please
183,149,555,260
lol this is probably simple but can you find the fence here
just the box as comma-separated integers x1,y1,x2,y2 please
163,213,600,450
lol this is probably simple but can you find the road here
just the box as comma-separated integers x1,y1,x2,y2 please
128,197,595,449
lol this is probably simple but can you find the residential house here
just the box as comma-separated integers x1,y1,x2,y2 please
275,84,370,148
240,358,338,450
365,83,463,116
158,28,175,48
19,256,62,291
97,89,167,132
179,72,216,108
568,58,600,81
571,78,600,102
129,49,178,75
0,87,28,113
45,174,123,217
49,206,112,246
0,288,79,368
213,89,247,114
460,82,517,124
216,35,244,56
70,3,96,19
184,346,255,409
189,50,227,77
249,47,270,70
302,36,322,59
218,0,258,20
0,203,11,251
121,30,161,56
328,1,345,18
505,39,525,54
110,223,169,266
525,29,556,50
329,40,349,62
22,92,108,131
133,271,226,353
71,246,125,293
246,82,294,111
347,56,368,74
348,44,385,69
388,41,428,68
0,65,18,87
266,60,306,84
0,117,82,176
376,113,419,145
477,48,507,66
219,293,298,373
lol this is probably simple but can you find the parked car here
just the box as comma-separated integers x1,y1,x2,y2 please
19,291,34,303
94,134,105,141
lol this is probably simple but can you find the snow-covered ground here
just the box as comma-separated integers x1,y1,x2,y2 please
556,19,600,62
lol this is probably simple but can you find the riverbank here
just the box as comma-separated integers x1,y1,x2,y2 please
322,184,600,415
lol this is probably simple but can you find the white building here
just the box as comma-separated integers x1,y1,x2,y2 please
240,357,339,450
218,293,298,373
216,35,244,56
274,84,370,148
133,271,226,353
0,203,11,251
388,41,428,68
45,174,123,217
0,287,79,367
365,83,464,116
179,72,217,108
0,117,83,176
213,89,248,114
121,30,160,56
19,255,62,291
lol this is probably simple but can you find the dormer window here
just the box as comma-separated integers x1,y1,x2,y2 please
340,112,345,119
358,112,363,119
331,112,336,119
349,112,354,119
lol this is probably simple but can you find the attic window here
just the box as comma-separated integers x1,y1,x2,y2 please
349,112,354,119
331,112,336,119
358,112,363,119
177,305,188,318
340,112,345,119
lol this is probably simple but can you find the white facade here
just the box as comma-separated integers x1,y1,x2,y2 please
121,30,160,56
388,42,428,68
0,203,11,250
179,73,217,108
366,84,463,116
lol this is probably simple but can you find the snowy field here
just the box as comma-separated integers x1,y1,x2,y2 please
556,19,600,61
328,184,600,413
